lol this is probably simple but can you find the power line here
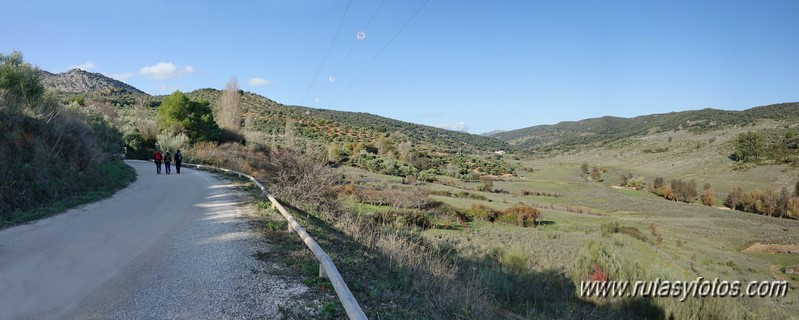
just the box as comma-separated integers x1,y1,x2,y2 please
314,0,386,104
331,0,430,107
300,0,353,105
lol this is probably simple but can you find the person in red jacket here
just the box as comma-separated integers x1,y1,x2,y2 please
154,150,163,174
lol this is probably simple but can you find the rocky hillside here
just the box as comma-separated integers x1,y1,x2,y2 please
41,69,145,95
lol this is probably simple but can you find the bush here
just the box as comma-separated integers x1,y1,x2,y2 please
400,211,432,229
600,221,619,237
498,203,539,227
0,51,44,109
628,177,645,190
465,203,498,222
701,183,715,206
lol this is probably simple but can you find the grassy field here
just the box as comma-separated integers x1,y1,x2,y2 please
335,121,799,319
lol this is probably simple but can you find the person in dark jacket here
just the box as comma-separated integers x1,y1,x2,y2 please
175,150,183,174
154,150,162,174
164,152,172,175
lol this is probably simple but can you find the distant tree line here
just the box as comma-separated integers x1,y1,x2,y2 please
724,184,799,219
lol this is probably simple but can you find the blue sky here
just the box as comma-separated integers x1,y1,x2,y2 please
3,0,798,133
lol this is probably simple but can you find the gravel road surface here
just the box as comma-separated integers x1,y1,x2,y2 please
0,160,313,319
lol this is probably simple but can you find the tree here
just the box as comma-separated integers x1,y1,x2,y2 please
652,177,665,190
580,162,589,173
795,181,799,197
701,183,716,207
725,187,743,210
216,77,241,132
732,131,764,162
158,91,221,143
0,51,44,109
761,188,779,217
777,187,791,218
787,197,799,219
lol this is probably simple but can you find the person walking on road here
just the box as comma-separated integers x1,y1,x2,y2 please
164,152,172,175
154,150,163,174
175,149,183,174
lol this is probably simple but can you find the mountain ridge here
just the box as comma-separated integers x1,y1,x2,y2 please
41,69,145,95
492,103,799,150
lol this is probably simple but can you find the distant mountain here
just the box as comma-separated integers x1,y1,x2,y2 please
41,69,145,95
494,103,799,150
481,130,505,137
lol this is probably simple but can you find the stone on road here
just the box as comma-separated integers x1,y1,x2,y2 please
0,160,311,319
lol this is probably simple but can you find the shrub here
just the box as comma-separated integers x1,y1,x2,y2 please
701,183,715,206
628,177,646,190
590,167,602,182
0,51,44,109
618,226,648,242
787,197,799,219
499,203,539,227
600,221,619,237
466,203,498,222
400,211,432,230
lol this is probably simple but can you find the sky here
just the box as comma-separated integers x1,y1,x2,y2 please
2,0,798,134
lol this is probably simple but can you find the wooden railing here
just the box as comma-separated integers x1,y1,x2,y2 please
190,164,368,320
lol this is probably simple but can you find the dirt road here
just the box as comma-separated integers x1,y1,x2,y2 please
0,160,312,319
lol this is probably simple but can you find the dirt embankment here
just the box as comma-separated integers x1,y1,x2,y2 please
741,243,799,254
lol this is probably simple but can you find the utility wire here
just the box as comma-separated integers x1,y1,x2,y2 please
331,0,429,107
315,0,386,104
301,0,353,105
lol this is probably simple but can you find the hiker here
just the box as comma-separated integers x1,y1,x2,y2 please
164,152,172,175
154,150,162,174
175,149,183,174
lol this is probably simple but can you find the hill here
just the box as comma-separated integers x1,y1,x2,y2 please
41,69,145,95
183,88,510,153
493,103,799,150
37,71,510,154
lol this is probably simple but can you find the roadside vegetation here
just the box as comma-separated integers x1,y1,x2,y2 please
0,51,134,227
